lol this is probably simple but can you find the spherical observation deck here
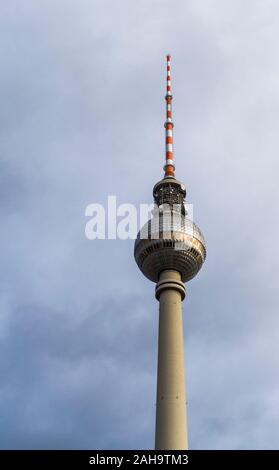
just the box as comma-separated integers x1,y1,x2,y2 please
134,208,206,283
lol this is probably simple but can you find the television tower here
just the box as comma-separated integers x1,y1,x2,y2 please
134,56,206,450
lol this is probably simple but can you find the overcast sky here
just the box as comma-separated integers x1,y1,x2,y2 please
1,0,279,449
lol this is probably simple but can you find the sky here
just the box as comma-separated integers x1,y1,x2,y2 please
0,0,279,449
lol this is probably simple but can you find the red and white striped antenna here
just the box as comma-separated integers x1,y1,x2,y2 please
164,54,175,178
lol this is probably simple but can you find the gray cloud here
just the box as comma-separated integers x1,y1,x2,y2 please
0,0,279,449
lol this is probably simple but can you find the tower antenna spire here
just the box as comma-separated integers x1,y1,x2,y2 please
164,54,175,178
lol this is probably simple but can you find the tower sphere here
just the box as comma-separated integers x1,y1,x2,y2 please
134,177,206,283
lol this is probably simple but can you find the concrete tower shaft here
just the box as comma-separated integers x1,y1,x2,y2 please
155,270,188,449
